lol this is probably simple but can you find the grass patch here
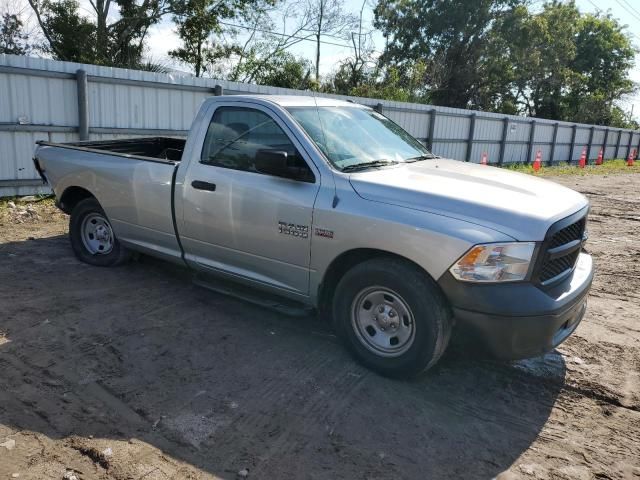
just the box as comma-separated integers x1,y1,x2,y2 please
0,195,55,210
504,158,640,176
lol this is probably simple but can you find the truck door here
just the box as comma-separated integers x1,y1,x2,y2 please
179,104,321,297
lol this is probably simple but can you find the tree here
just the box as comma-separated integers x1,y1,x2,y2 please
27,0,167,67
374,0,523,108
303,0,357,82
325,62,426,102
0,13,31,55
233,46,314,88
566,11,636,125
30,0,96,63
203,0,355,82
226,1,317,83
479,1,636,125
325,0,377,94
478,2,580,118
169,0,274,77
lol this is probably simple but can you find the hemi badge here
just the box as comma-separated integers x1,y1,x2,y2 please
314,228,334,239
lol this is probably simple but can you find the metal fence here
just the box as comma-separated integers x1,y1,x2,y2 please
2,54,639,197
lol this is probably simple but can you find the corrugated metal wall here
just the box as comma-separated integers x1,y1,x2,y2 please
2,54,640,197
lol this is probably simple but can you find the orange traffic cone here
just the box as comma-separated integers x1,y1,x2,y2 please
596,148,603,166
532,150,542,172
579,147,587,168
480,152,488,165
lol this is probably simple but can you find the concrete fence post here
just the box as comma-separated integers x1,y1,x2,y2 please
614,129,622,159
427,109,437,151
549,122,559,166
526,120,536,164
374,103,383,114
627,130,634,159
586,126,594,164
569,124,577,164
602,128,609,160
498,117,509,166
76,69,89,141
465,113,476,162
214,84,223,96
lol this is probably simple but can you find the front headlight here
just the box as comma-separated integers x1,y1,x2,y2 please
449,242,536,283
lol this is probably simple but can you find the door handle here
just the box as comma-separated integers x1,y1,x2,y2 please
191,180,217,191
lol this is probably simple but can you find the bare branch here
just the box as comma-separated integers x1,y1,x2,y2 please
25,0,66,59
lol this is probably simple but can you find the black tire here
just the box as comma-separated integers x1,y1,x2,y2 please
332,257,452,378
69,198,130,267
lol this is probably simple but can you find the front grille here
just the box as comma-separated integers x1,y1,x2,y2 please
539,249,580,283
548,217,586,249
537,214,587,285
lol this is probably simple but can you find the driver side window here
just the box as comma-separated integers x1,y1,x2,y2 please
200,106,315,182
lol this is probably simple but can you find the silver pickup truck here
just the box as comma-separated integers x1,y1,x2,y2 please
33,95,594,377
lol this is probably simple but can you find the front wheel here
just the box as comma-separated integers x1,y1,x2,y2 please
332,258,452,378
69,198,130,266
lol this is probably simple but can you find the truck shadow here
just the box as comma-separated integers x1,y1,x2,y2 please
0,235,567,479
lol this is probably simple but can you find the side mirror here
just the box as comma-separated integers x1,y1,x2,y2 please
255,149,288,176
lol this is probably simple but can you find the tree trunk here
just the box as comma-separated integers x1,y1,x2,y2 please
26,0,65,59
315,0,324,83
95,0,109,63
315,31,320,83
196,38,202,77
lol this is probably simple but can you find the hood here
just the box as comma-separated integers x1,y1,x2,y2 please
348,159,588,240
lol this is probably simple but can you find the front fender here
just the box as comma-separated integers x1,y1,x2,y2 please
309,184,514,304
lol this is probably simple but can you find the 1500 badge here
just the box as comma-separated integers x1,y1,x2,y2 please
278,221,309,238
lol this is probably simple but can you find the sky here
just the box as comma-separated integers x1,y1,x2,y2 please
144,0,640,120
5,0,640,120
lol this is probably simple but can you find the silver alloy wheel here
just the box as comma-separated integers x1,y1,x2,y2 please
351,286,416,357
80,213,114,255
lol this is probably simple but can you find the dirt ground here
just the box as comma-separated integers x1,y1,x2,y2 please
0,173,639,480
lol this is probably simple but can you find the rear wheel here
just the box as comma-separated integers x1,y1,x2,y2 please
332,257,452,378
69,198,130,266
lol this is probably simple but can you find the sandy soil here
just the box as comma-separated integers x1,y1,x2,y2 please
0,173,639,480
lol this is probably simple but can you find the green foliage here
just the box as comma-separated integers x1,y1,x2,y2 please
28,0,165,68
107,0,167,67
325,63,427,103
36,0,96,63
566,11,636,125
505,159,640,176
374,0,521,108
0,13,30,55
169,0,273,77
18,0,638,129
608,106,640,130
370,0,637,127
231,44,315,89
480,1,636,125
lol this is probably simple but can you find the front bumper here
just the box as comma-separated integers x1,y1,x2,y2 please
438,252,594,359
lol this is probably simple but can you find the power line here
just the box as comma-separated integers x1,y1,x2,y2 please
585,0,640,41
218,21,355,50
612,0,640,26
617,0,640,21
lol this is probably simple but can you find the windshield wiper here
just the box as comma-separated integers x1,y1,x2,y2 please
341,160,398,172
405,153,439,162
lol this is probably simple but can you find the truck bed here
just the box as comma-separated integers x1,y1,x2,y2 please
37,137,186,162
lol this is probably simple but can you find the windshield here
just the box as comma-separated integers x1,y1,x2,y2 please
286,106,433,170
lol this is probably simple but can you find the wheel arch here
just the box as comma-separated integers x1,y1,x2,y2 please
58,186,96,214
317,248,444,315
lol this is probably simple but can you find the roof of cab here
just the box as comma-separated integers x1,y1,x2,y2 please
210,94,368,108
